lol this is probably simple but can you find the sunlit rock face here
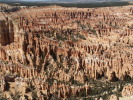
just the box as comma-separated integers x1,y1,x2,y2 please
122,84,133,97
0,3,133,99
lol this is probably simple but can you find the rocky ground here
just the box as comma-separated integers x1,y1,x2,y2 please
0,3,133,100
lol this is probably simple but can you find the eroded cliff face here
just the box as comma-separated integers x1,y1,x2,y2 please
0,20,14,46
0,5,133,99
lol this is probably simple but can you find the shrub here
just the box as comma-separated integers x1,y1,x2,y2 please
56,34,67,41
78,34,86,40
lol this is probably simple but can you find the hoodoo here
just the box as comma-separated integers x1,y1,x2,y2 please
0,3,133,100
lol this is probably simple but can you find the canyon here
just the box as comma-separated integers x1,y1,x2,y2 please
0,3,133,100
